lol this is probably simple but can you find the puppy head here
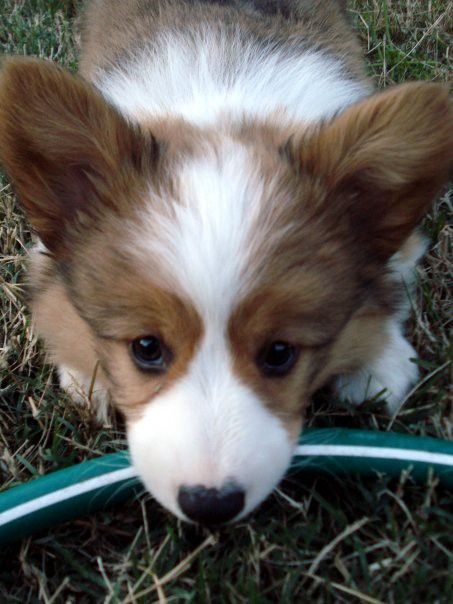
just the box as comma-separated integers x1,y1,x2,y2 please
1,58,451,523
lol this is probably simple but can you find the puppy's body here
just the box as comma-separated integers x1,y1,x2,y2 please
1,0,451,523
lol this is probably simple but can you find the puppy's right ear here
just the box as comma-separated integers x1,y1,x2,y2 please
0,57,156,254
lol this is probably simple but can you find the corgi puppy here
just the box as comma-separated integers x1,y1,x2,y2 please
0,0,451,525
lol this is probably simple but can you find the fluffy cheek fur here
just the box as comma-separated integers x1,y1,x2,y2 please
127,370,295,521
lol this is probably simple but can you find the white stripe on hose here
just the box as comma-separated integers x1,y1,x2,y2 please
2,445,452,528
0,466,138,527
294,445,453,468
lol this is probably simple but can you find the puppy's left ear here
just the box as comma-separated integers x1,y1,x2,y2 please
300,82,452,260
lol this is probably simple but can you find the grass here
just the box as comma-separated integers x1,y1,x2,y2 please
0,0,452,601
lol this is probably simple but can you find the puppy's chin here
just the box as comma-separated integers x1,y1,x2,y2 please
126,377,297,523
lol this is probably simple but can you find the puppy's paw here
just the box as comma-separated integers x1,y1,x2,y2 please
334,322,419,414
58,364,110,421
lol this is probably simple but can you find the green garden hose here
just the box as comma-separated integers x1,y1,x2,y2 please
1,428,452,544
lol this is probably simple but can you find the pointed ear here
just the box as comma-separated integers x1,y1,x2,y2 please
300,83,452,260
0,57,156,254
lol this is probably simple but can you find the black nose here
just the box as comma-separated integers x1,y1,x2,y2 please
178,483,245,525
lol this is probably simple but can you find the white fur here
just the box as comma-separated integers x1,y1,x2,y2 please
335,320,419,412
388,232,428,321
133,138,285,319
157,142,259,316
97,29,369,126
128,325,293,521
335,234,426,412
335,232,427,414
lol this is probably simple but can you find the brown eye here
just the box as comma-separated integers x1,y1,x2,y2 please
131,336,166,371
257,341,298,377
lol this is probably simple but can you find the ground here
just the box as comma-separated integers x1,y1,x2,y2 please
0,1,452,602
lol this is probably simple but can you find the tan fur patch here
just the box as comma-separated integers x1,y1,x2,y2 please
30,248,204,421
94,288,203,420
29,250,104,386
229,281,392,438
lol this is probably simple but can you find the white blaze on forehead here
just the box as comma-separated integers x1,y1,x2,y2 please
145,139,273,323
